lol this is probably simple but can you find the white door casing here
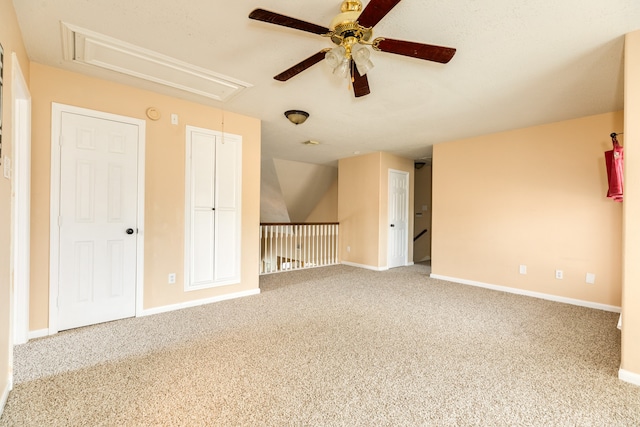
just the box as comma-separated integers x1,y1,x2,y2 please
50,104,145,334
11,53,31,345
388,169,409,269
184,126,241,291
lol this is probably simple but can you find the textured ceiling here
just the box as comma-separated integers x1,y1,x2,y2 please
12,0,640,165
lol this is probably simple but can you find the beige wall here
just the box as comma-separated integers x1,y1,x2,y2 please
0,0,30,407
338,152,414,269
413,165,432,262
260,158,290,223
621,30,640,376
29,63,261,329
339,153,380,266
305,178,338,223
433,111,623,307
260,158,338,223
272,159,337,223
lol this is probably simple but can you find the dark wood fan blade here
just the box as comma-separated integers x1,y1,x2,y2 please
374,38,456,63
249,9,330,35
274,49,331,81
351,60,371,97
357,0,402,28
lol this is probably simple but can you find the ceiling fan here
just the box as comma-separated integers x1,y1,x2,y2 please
249,0,456,98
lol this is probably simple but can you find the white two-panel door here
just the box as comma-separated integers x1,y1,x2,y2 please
56,111,140,331
185,126,241,291
388,169,409,269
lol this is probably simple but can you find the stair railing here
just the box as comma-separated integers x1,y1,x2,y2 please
260,223,339,274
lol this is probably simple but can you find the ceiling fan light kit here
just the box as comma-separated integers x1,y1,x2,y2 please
351,44,374,75
249,0,456,98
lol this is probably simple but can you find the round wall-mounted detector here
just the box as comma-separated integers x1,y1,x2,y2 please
146,107,161,121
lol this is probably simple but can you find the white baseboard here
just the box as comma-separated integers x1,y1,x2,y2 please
341,261,388,271
341,261,415,271
0,376,12,419
619,368,640,386
430,274,621,313
139,288,260,317
27,291,260,339
28,329,49,340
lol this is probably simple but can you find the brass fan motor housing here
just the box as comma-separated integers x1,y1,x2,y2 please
329,0,373,48
330,21,373,46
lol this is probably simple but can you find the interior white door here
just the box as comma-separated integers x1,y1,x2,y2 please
57,112,139,331
388,170,409,269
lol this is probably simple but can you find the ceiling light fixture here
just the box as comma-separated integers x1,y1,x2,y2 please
284,110,309,125
415,161,426,170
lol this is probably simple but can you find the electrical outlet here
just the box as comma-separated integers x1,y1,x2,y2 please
555,270,563,280
586,273,596,284
347,246,351,253
168,273,176,284
519,265,527,275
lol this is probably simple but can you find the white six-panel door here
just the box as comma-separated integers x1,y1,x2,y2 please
388,169,409,269
55,110,141,331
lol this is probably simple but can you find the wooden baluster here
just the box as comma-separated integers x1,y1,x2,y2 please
321,224,326,266
269,225,272,272
321,224,324,265
287,224,292,270
285,225,289,270
314,224,318,266
260,226,264,274
335,224,339,264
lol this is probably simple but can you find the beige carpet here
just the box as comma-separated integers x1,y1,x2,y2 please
2,264,639,426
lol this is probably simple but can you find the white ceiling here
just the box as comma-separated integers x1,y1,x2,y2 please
12,0,640,166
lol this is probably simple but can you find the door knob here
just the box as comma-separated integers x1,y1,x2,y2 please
126,228,135,235
390,224,395,227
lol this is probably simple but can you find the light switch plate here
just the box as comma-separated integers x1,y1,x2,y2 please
3,157,10,179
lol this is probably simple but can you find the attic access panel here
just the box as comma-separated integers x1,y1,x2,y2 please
61,22,252,102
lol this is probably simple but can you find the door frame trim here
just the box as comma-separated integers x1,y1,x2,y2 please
49,103,146,335
11,53,32,346
387,169,409,269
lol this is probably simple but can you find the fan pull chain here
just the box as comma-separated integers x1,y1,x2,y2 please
349,60,355,93
221,107,225,144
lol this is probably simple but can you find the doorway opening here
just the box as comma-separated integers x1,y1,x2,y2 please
413,161,432,273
